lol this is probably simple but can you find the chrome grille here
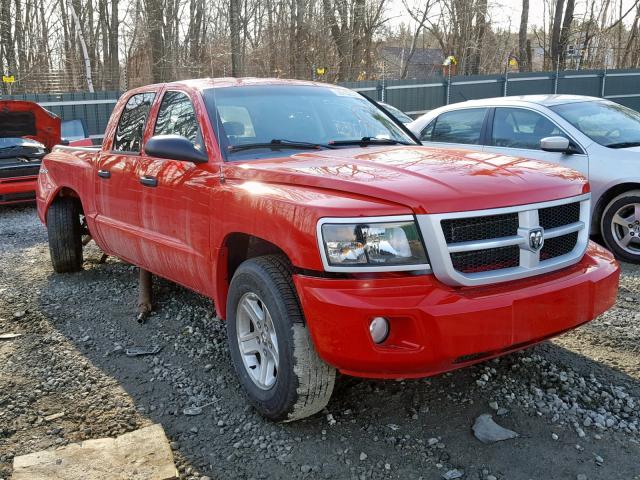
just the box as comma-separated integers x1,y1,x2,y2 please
417,194,590,287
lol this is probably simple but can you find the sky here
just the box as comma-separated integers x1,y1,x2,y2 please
493,0,636,30
390,0,637,32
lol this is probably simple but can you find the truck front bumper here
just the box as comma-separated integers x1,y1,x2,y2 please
0,175,37,204
294,241,619,379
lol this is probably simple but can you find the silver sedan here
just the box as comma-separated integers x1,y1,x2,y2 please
408,95,640,263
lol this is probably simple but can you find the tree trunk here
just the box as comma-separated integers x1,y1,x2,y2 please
550,0,565,69
518,0,530,71
558,0,575,69
0,0,17,81
109,0,120,89
229,0,243,76
145,0,165,82
471,0,488,74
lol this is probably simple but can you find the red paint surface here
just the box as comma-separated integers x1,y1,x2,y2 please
0,100,61,150
0,176,37,204
36,79,619,379
295,242,619,378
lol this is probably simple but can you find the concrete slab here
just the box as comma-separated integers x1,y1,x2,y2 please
12,424,178,480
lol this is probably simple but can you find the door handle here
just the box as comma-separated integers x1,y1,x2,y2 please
139,175,158,187
97,169,111,179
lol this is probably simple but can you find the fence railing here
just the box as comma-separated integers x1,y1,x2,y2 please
346,68,640,116
2,68,640,140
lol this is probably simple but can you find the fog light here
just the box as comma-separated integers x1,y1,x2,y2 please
369,317,389,344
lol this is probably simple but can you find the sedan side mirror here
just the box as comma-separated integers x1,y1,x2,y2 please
145,135,208,163
540,136,572,153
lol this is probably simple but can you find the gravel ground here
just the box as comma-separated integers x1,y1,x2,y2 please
1,204,639,480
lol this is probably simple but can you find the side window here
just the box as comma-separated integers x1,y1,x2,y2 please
492,107,566,149
112,92,155,153
420,119,435,141
431,108,487,144
155,91,204,149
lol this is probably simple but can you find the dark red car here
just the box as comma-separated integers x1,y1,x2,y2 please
0,101,63,204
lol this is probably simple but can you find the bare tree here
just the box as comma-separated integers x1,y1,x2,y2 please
518,0,530,71
400,0,436,79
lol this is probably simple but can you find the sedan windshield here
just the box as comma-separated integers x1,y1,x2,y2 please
380,103,413,124
202,85,416,160
550,100,640,148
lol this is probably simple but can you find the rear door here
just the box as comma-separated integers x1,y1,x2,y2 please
484,106,589,176
419,107,489,153
94,92,156,263
137,89,213,294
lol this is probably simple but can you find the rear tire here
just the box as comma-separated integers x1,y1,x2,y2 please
46,197,83,273
601,190,640,264
226,254,335,421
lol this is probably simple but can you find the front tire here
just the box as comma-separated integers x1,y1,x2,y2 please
226,255,335,421
601,190,640,264
46,197,83,273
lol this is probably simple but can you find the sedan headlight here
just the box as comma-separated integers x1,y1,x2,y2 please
318,216,430,271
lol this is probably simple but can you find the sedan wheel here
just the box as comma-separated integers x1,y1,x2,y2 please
601,190,640,263
611,203,640,254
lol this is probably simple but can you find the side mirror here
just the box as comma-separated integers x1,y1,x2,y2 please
145,135,208,163
540,136,571,153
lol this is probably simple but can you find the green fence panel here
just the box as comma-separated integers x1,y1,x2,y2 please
3,69,640,137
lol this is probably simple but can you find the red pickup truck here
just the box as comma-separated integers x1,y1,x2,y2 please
37,78,620,421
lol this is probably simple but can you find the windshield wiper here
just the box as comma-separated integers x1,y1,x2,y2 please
328,137,414,147
227,139,335,153
605,141,640,149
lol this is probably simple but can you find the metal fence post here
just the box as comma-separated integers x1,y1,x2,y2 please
381,61,386,103
504,70,509,96
446,66,452,105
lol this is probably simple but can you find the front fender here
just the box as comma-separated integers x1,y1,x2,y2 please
212,180,412,319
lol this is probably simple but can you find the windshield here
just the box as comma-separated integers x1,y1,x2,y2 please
61,119,87,141
381,103,413,124
0,137,45,149
203,85,415,160
550,100,640,148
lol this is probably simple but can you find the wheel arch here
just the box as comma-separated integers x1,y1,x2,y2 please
214,232,292,320
42,186,85,225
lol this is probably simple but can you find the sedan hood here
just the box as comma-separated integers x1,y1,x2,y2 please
0,100,61,151
223,146,589,214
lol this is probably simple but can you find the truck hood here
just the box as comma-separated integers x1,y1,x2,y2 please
223,146,589,214
0,100,61,151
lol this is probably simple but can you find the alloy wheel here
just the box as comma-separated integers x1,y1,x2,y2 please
611,202,640,254
236,292,280,390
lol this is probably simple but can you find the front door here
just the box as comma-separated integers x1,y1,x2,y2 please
137,90,213,294
484,107,589,177
419,107,489,154
94,92,156,264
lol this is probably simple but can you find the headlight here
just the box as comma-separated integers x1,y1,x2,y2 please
317,216,430,272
